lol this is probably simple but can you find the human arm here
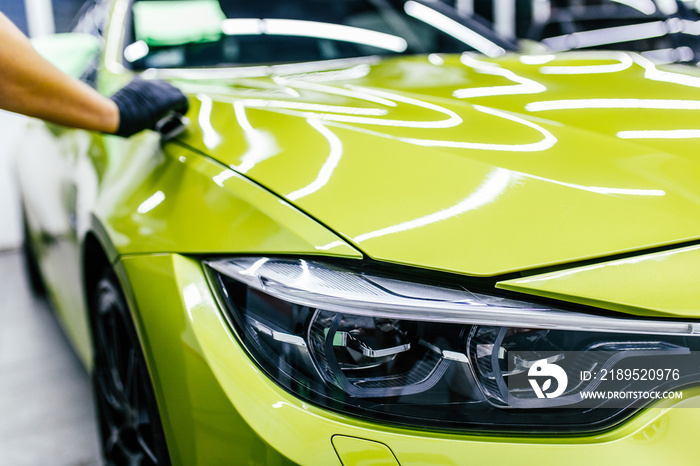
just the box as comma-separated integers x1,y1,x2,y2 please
0,12,120,132
0,12,188,137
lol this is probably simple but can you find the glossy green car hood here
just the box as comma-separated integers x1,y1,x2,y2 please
174,51,700,277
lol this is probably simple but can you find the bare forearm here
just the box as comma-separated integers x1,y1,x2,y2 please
0,12,119,132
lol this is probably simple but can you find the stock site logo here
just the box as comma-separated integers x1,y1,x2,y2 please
528,359,568,399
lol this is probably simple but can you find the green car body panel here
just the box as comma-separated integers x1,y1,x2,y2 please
175,52,700,278
499,243,700,319
15,0,700,463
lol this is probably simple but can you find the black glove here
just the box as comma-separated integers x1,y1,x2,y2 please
109,78,189,138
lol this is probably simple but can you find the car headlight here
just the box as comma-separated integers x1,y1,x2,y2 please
206,257,700,433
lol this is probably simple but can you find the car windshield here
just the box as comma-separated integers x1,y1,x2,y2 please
123,0,516,69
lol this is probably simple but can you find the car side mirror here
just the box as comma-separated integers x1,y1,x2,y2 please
31,33,102,80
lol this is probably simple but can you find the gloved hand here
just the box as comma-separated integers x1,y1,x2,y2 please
109,78,189,138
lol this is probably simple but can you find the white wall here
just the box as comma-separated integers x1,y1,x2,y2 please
0,1,56,251
0,111,26,251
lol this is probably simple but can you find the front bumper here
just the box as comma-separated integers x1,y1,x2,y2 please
118,253,700,466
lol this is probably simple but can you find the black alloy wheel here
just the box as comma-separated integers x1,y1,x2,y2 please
90,268,171,466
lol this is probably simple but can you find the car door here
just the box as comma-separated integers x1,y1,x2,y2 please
16,2,112,364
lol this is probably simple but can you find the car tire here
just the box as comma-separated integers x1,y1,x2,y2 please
90,268,171,466
21,208,45,296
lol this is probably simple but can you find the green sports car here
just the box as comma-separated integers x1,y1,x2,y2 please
17,0,700,464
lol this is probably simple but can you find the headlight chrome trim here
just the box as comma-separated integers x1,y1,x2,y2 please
206,257,700,336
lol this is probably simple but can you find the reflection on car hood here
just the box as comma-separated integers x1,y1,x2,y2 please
174,51,700,277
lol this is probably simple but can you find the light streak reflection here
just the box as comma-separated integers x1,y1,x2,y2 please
227,99,388,116
539,52,633,75
137,191,165,214
611,0,656,15
124,40,149,63
543,21,668,51
213,169,235,187
183,284,203,312
287,119,343,201
523,173,665,196
404,1,506,57
519,54,556,65
455,55,546,98
315,240,346,251
401,105,557,152
217,87,462,129
632,54,700,88
617,129,700,139
233,101,282,173
220,19,409,53
513,246,696,285
526,99,700,112
354,168,513,243
197,93,222,149
352,165,665,244
271,77,397,107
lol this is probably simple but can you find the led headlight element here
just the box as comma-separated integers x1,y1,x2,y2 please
207,257,700,433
